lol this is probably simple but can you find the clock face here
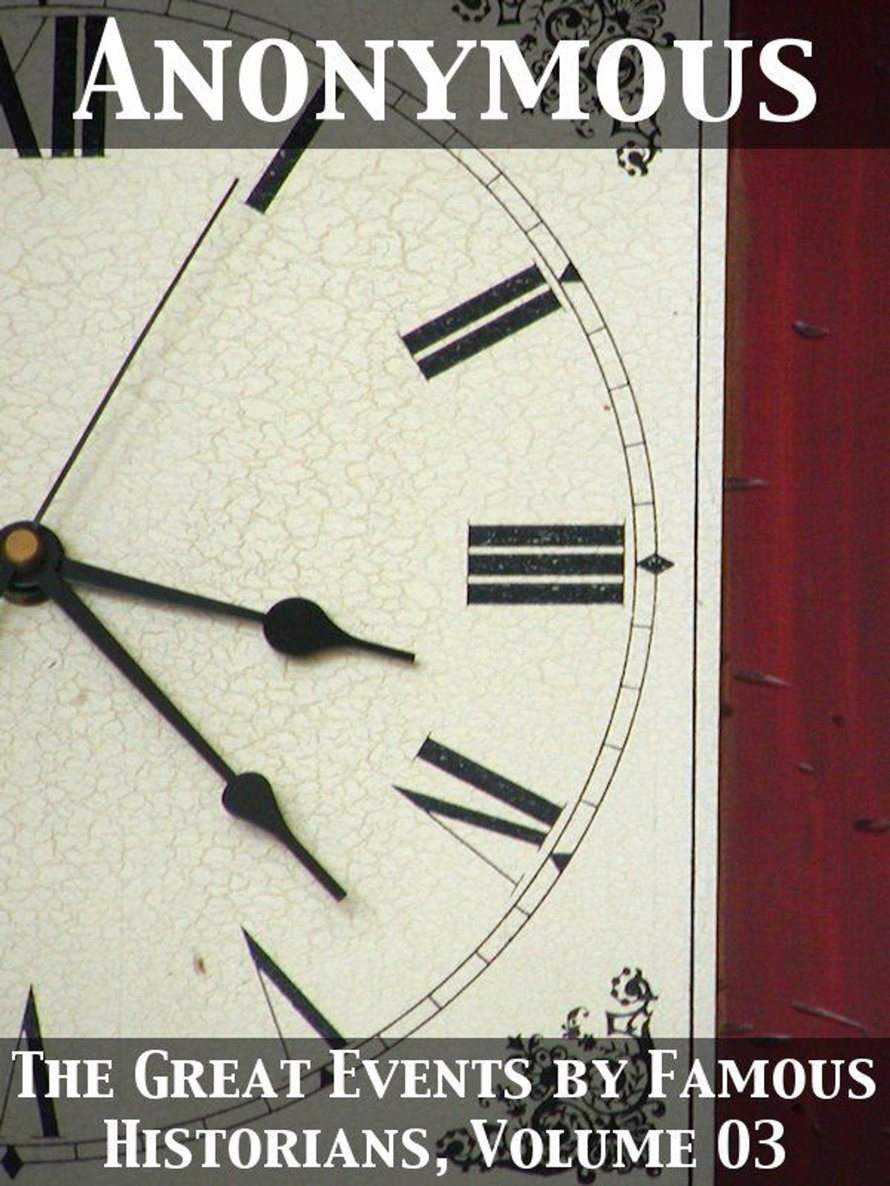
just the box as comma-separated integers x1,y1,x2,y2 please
0,7,669,1047
0,6,732,1125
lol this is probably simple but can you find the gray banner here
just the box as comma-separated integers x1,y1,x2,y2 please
1,1,879,153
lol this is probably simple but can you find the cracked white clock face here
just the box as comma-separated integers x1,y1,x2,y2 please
0,6,728,1099
1,126,661,1041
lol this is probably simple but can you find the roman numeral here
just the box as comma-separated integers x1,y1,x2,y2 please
52,16,107,158
243,930,345,1047
0,989,60,1146
0,36,39,157
0,16,108,158
397,739,567,881
468,525,625,605
402,265,561,379
246,84,327,213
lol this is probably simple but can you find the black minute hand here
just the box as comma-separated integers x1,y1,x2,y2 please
60,558,415,663
32,564,345,901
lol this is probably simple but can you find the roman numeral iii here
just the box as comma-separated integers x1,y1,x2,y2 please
468,525,625,605
402,265,560,379
0,16,108,158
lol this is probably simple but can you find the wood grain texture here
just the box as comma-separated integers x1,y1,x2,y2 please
721,145,889,1037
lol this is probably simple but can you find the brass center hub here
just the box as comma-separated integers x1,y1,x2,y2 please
1,523,52,606
2,525,44,572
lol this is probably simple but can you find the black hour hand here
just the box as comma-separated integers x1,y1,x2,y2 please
41,572,345,900
264,598,415,663
60,559,415,663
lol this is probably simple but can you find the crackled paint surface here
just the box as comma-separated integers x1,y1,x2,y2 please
0,19,729,1186
0,14,725,1180
0,138,723,1040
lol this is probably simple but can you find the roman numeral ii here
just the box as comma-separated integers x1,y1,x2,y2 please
402,265,560,379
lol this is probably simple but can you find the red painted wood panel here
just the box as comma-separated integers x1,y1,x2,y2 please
720,147,890,1040
719,0,890,1077
718,3,890,1156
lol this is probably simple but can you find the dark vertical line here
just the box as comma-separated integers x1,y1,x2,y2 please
82,16,108,157
22,989,60,1138
688,135,703,1186
51,16,77,158
243,931,346,1047
0,37,41,156
689,3,706,1181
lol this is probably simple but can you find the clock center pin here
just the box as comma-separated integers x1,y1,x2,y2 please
1,522,53,606
2,524,44,572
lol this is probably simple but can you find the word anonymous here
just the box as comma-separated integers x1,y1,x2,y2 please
74,19,817,127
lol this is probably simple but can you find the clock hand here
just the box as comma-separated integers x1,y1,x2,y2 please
1,523,47,604
34,177,239,524
37,560,235,782
18,529,344,901
61,557,263,623
222,773,346,902
264,598,415,663
60,557,415,662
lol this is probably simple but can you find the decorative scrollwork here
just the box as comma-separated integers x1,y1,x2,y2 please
437,969,664,1180
450,1,674,173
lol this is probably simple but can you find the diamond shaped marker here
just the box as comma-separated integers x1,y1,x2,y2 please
638,553,674,576
2,1147,23,1180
